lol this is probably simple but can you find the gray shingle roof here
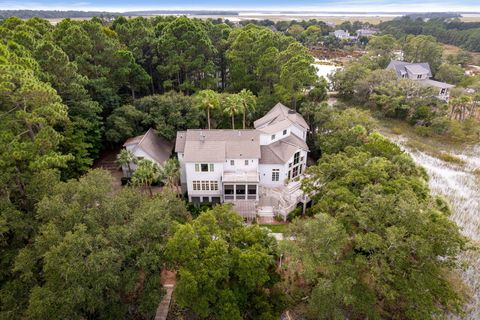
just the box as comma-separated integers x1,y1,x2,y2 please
124,128,173,165
254,103,309,132
387,60,432,78
417,79,455,89
259,133,309,164
176,129,261,162
405,64,430,75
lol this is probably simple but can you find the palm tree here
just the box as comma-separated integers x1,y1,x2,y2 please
194,89,220,130
238,89,257,129
223,94,242,129
160,158,181,192
116,149,137,177
131,159,161,196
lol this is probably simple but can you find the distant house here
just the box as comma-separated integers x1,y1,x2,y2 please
387,60,454,101
122,128,173,177
175,103,310,221
332,29,355,40
356,28,378,38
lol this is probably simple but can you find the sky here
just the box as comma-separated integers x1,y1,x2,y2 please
0,0,479,13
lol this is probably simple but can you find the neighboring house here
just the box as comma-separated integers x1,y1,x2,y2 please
122,128,174,177
356,28,378,38
175,103,310,221
332,29,355,40
387,60,455,101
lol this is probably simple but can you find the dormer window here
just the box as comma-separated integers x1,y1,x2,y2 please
440,88,446,95
417,74,422,79
271,134,276,140
283,129,287,135
230,160,235,166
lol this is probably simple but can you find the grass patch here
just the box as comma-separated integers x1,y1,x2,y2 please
405,140,466,166
473,168,480,178
260,224,288,233
435,152,467,165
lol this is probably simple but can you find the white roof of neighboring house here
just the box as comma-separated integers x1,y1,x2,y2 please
254,103,309,132
123,128,173,165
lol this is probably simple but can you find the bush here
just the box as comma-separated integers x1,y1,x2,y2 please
414,125,433,137
287,207,303,222
431,116,450,135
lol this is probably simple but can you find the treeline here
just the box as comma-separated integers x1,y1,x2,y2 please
238,19,375,48
379,17,480,52
0,10,240,20
0,10,121,19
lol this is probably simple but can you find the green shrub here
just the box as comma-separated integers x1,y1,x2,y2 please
287,207,303,222
414,125,433,137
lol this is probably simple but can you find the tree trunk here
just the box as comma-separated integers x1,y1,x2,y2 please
243,110,246,129
232,115,235,129
148,184,153,197
131,88,135,100
207,108,211,130
127,163,132,177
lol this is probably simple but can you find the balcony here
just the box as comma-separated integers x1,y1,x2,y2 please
222,171,259,183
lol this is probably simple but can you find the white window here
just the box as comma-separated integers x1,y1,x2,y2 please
417,74,422,79
201,181,209,191
272,169,280,182
209,164,214,171
195,164,200,172
201,164,209,172
244,160,248,166
440,88,446,95
271,134,276,140
193,181,201,190
211,181,218,190
230,160,235,166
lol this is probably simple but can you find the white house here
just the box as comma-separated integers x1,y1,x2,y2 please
122,128,173,176
387,60,455,101
332,29,355,40
356,28,379,38
175,103,310,221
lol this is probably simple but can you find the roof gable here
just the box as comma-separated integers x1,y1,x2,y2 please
124,128,173,165
387,60,432,78
254,102,309,132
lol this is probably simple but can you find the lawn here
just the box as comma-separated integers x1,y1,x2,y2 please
260,224,288,233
